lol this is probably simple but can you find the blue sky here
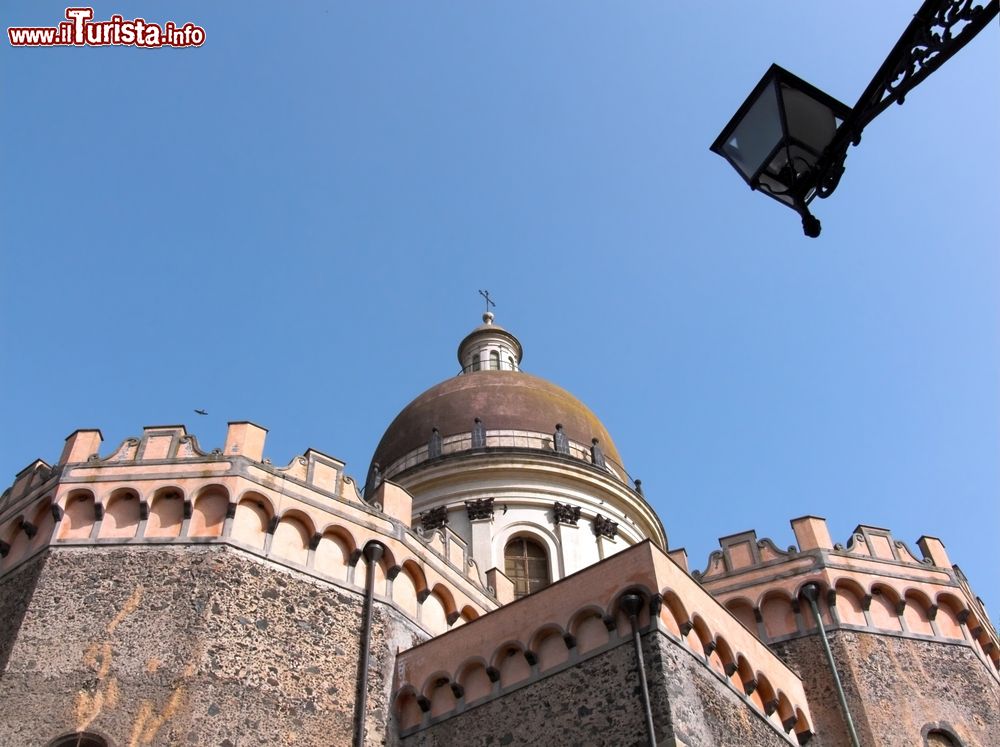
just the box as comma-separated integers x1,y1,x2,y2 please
2,3,997,620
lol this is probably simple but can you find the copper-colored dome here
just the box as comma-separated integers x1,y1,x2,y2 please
371,371,623,473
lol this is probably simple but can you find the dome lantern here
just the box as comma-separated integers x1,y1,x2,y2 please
457,312,522,374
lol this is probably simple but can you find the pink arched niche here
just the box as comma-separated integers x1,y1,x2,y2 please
422,673,456,718
661,589,692,642
392,563,421,617
420,589,449,636
98,488,140,539
755,673,780,725
902,589,935,636
270,511,314,565
0,518,26,571
492,642,531,689
530,625,569,673
934,593,965,639
868,584,903,632
456,659,493,704
776,691,796,733
794,707,813,743
189,485,228,537
962,608,990,658
692,616,725,676
314,526,356,581
759,590,798,639
58,490,97,540
432,583,458,621
231,493,273,550
28,499,56,552
833,579,867,627
146,487,185,538
393,686,423,731
715,637,742,691
569,606,610,654
737,655,764,710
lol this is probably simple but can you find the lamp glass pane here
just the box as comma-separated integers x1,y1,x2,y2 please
758,143,820,207
780,84,840,154
722,80,783,180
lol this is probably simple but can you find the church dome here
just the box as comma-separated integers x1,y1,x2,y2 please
368,312,626,486
371,370,623,474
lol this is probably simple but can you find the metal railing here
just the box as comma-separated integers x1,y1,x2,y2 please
380,427,641,494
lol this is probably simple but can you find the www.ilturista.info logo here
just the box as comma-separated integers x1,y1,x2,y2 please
8,7,205,48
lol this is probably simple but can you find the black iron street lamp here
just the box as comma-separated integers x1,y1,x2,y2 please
711,0,998,237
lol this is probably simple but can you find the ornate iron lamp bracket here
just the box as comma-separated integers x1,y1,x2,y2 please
814,0,998,201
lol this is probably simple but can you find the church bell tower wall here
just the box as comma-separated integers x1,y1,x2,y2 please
0,423,505,745
694,516,1000,745
394,541,815,744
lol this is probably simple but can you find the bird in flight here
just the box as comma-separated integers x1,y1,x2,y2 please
194,409,208,416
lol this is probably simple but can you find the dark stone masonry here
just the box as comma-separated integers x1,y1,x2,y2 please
401,630,790,747
774,630,1000,747
0,545,425,747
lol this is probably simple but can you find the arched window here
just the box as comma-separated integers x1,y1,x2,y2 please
504,537,550,598
471,352,481,372
489,350,500,370
47,733,109,747
508,356,515,371
926,729,961,747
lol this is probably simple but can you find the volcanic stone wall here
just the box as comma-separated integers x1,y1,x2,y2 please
0,544,426,746
772,630,1000,746
400,629,790,747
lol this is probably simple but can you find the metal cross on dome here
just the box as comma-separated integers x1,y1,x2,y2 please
478,289,495,314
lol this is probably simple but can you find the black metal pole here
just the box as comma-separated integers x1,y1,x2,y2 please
354,541,385,747
622,593,657,747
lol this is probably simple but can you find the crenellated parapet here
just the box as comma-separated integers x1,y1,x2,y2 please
693,516,1000,681
394,540,815,744
0,422,500,637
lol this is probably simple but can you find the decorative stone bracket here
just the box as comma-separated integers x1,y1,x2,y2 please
420,506,449,532
553,502,581,526
593,514,618,539
465,498,494,522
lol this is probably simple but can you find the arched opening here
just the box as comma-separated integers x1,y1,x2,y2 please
759,591,798,639
531,626,569,672
570,607,610,654
925,728,961,746
58,491,97,540
869,584,903,632
47,733,109,747
421,591,449,635
488,350,500,370
98,488,141,539
315,527,355,581
471,352,481,372
146,487,184,538
457,660,493,703
271,513,312,565
28,499,56,551
394,687,423,731
232,495,272,550
189,486,228,537
503,537,550,599
834,579,868,626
